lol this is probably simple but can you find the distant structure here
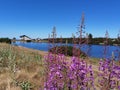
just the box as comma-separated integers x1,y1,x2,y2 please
20,35,32,41
12,37,16,43
19,35,42,42
35,38,41,42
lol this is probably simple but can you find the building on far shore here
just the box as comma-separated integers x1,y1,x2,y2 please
35,38,41,42
20,35,32,41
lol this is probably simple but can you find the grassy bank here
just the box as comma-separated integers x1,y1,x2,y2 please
0,43,47,90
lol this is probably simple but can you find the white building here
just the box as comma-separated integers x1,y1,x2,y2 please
20,35,31,41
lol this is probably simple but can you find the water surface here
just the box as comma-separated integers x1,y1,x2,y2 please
12,42,120,59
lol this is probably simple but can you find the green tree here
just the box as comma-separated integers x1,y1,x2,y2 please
88,33,93,44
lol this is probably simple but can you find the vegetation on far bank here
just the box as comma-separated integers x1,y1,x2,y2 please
43,36,120,45
0,38,11,44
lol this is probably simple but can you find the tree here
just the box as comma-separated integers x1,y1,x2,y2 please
117,30,120,43
12,37,16,43
88,33,93,44
13,37,16,40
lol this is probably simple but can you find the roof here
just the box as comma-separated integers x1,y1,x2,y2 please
20,35,31,38
20,35,31,40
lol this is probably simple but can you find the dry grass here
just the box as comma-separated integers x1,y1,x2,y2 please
0,43,46,90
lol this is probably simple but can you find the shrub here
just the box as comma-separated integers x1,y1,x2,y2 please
49,46,87,57
0,38,11,44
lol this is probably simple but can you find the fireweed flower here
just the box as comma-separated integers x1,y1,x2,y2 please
98,59,120,89
44,54,67,89
44,54,95,89
67,57,95,89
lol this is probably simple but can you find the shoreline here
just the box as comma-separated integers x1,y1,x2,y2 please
11,44,48,57
12,44,100,60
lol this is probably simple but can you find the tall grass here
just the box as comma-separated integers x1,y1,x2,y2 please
0,43,44,90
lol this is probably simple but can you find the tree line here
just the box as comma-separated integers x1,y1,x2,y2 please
0,38,11,44
43,33,120,45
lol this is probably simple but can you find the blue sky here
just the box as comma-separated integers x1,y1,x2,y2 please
0,0,120,39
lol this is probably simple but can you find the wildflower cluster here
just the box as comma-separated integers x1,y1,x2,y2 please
44,54,95,90
68,57,95,90
44,54,68,90
98,59,120,90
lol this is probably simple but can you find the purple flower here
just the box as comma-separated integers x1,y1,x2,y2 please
44,54,95,89
98,59,120,89
118,86,120,90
